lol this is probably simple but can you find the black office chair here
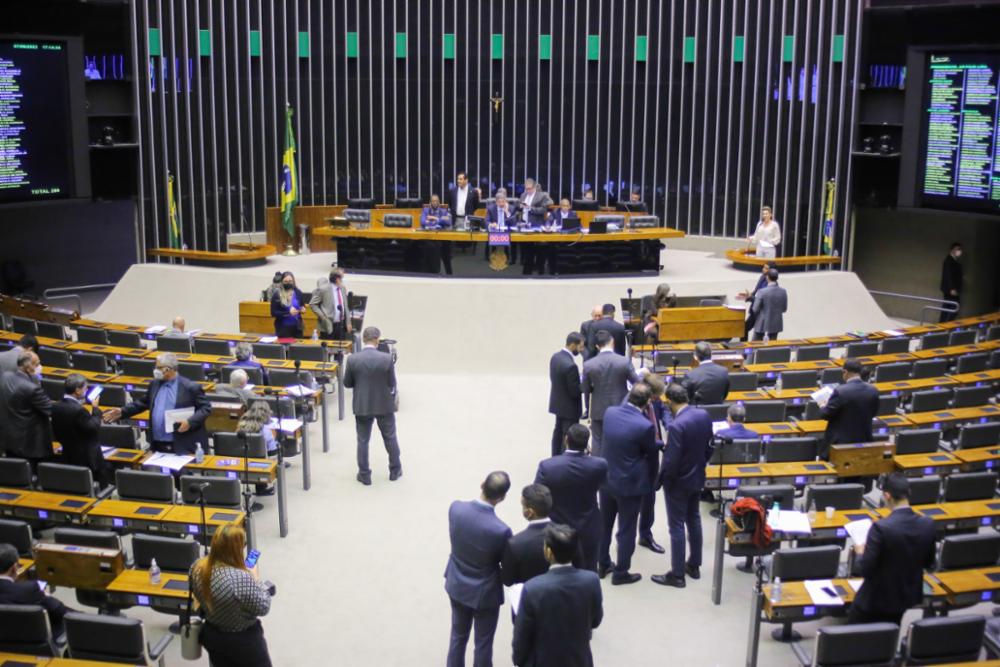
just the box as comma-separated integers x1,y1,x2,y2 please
992,349,1000,370
71,351,110,373
54,527,127,611
804,483,864,511
845,341,880,358
11,316,38,336
0,457,32,489
36,462,96,497
252,343,286,360
120,358,156,377
820,368,843,385
99,424,138,449
267,368,303,387
179,475,242,509
288,344,327,362
769,545,843,641
156,335,193,353
107,330,143,349
912,359,949,379
949,329,977,346
752,347,792,364
728,372,759,391
737,484,796,510
41,377,66,401
744,401,786,423
38,347,72,369
0,518,33,556
879,337,911,354
795,345,830,362
695,403,730,422
952,385,992,408
908,476,941,506
920,332,951,350
192,338,232,356
941,471,998,502
877,394,899,416
988,325,1000,342
763,437,818,463
956,352,990,374
63,612,173,666
873,361,912,383
75,326,108,345
131,535,199,619
909,389,952,413
729,485,794,572
0,604,62,656
96,385,128,408
810,623,899,667
901,615,985,665
256,394,296,420
894,429,941,455
221,364,264,385
779,370,818,390
36,321,66,340
213,432,268,459
709,438,762,465
653,350,694,371
116,469,175,504
957,422,1000,450
937,533,1000,571
177,361,207,382
803,400,823,420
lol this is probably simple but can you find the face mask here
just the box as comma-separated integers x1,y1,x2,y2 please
283,283,294,291
34,366,43,379
571,348,580,357
153,368,165,381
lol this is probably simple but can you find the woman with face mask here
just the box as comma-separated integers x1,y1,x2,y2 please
269,271,304,339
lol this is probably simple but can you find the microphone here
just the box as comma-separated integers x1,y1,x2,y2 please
236,429,247,440
627,288,633,299
188,481,210,494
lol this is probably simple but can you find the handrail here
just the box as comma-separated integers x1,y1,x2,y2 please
42,283,118,317
867,289,959,325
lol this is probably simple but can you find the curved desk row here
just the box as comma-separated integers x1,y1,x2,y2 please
147,242,277,267
726,247,842,272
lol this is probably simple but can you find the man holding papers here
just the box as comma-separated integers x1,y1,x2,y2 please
849,474,936,626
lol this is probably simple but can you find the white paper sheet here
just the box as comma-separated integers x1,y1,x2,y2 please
881,329,905,337
712,421,729,434
259,335,278,343
767,510,813,535
844,518,873,545
163,407,195,434
507,583,524,616
847,578,864,592
145,325,166,334
145,452,195,471
804,579,844,606
811,385,834,409
282,384,315,397
269,417,304,433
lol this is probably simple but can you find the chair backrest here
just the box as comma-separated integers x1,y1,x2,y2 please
953,385,992,408
696,403,730,422
288,344,327,362
770,545,842,581
876,395,898,416
804,400,823,420
938,533,1000,571
920,331,951,349
873,361,912,383
764,437,818,463
38,346,72,369
177,361,207,382
987,325,1000,341
222,364,264,385
992,349,1000,369
156,334,193,353
11,316,38,335
0,603,58,656
903,615,985,665
192,338,233,356
213,431,268,459
845,341,880,358
106,330,143,349
956,352,989,374
812,622,899,667
116,469,175,503
252,342,286,360
780,370,818,389
653,349,694,371
957,422,1000,450
99,423,138,449
54,527,122,551
64,612,149,664
0,457,33,488
736,484,796,510
949,329,977,346
36,321,66,340
75,326,108,345
267,368,302,387
879,337,911,354
909,389,952,413
795,345,831,362
180,475,242,508
40,377,65,401
256,394,295,419
120,357,156,377
95,385,128,408
709,438,762,465
0,518,33,556
819,368,843,385
912,359,948,379
70,351,109,373
908,476,941,506
36,462,94,497
804,483,865,511
728,372,758,391
132,534,199,573
752,347,792,364
894,428,941,455
941,471,998,502
744,400,786,423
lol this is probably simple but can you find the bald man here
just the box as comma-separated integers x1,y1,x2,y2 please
165,316,186,336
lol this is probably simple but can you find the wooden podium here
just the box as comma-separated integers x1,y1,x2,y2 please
657,306,744,342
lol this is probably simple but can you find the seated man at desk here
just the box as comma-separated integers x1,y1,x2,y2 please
0,543,72,637
715,404,758,441
215,368,256,407
420,194,452,229
547,198,581,231
164,315,188,336
486,188,519,265
232,342,268,384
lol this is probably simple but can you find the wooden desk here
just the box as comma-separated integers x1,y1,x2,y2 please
0,293,78,324
67,342,149,360
657,306,744,342
794,414,913,436
16,557,34,580
86,499,172,532
766,387,817,401
104,448,149,466
159,505,245,539
743,422,804,437
727,390,774,402
905,405,1000,428
934,312,1000,330
238,301,320,336
912,340,1000,360
729,338,812,350
949,369,1000,385
803,334,862,345
147,243,276,267
185,455,277,485
875,499,1000,532
105,568,191,612
954,446,1000,472
0,330,74,349
762,578,857,621
802,509,880,540
933,565,1000,606
0,487,31,516
873,376,958,394
72,318,150,336
851,351,917,367
744,359,840,375
704,461,837,490
43,367,119,385
6,490,96,523
0,653,50,665
726,247,841,270
894,452,964,477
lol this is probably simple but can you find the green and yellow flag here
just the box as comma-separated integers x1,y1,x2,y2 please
167,172,181,249
280,105,298,238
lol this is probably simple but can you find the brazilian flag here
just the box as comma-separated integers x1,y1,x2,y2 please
280,105,298,238
167,172,181,249
822,179,835,255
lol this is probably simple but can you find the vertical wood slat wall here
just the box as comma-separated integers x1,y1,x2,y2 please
132,0,860,260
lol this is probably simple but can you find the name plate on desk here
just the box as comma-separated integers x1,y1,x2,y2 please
488,232,510,247
830,442,895,477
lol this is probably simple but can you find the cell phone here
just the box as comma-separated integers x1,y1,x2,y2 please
245,549,260,569
86,386,103,403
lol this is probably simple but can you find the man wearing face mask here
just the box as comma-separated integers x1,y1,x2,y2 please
0,352,53,471
548,332,584,457
103,352,211,455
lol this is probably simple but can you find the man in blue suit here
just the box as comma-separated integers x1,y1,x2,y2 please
535,424,607,572
653,384,713,588
715,403,759,441
445,471,513,667
512,524,603,667
598,384,660,585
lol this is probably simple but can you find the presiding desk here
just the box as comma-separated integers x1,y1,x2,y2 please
657,306,744,342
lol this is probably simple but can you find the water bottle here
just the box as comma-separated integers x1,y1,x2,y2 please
776,374,783,391
311,329,319,341
771,577,783,603
808,499,817,525
195,442,205,464
149,558,161,585
771,501,781,522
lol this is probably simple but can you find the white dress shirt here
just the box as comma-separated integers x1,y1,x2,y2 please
456,186,469,217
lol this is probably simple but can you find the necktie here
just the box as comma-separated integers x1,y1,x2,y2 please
646,405,662,441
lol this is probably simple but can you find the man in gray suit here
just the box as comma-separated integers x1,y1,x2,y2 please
582,330,641,457
751,268,788,341
309,268,352,341
682,341,730,405
0,335,38,376
214,368,256,406
0,351,53,470
343,326,401,485
580,306,602,420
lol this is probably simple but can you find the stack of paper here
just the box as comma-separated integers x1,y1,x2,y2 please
283,384,315,397
259,335,278,343
269,418,304,434
844,518,872,545
767,510,813,535
145,325,166,334
881,329,905,337
712,421,729,435
804,580,844,606
811,385,834,409
145,452,195,471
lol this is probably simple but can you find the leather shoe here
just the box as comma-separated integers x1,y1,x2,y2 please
685,564,701,580
638,537,665,554
598,563,615,579
611,572,642,586
356,473,372,486
651,573,686,588
389,470,403,481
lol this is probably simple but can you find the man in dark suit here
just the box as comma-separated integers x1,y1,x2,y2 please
580,306,602,420
51,373,111,489
819,358,879,458
535,425,607,572
518,179,555,275
751,268,788,341
586,304,626,356
652,383,713,588
549,333,583,457
635,374,666,555
343,326,402,485
448,171,481,230
0,334,38,376
512,524,603,667
0,351,53,470
445,472,513,667
501,484,553,587
103,352,210,456
0,543,71,637
939,242,963,322
598,384,659,585
715,403,759,441
682,341,730,405
582,330,640,457
849,473,936,625
485,188,519,265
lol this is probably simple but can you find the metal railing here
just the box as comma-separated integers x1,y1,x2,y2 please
42,283,118,316
867,289,958,325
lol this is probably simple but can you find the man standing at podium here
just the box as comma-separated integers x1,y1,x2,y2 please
448,172,480,230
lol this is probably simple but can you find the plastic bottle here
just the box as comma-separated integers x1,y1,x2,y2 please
149,558,161,585
771,577,783,603
771,501,781,522
808,499,817,525
195,442,205,464
311,329,319,341
776,374,783,391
